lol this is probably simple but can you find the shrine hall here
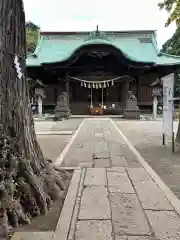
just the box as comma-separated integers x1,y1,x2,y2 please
26,28,180,117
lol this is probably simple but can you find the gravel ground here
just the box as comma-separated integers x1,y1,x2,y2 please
115,120,180,199
35,119,83,132
37,135,71,164
35,119,83,163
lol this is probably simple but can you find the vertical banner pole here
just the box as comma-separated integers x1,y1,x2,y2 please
172,132,175,153
162,133,165,145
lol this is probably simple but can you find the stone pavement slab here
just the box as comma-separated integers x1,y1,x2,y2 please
110,193,151,236
84,168,106,186
78,186,111,220
146,210,180,240
75,220,112,240
127,168,152,182
107,142,123,155
107,171,135,193
110,155,128,166
94,158,110,167
133,180,173,210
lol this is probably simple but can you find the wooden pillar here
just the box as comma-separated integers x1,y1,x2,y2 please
124,80,130,108
101,87,104,107
65,72,69,107
136,77,139,101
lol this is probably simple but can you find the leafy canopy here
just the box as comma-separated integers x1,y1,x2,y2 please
158,0,180,26
161,27,180,96
162,27,180,54
26,21,39,53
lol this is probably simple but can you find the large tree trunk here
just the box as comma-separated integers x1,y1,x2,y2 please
0,1,65,236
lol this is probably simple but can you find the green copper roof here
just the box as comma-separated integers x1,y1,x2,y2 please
156,53,180,65
26,30,180,67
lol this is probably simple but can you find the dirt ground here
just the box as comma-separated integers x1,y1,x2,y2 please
115,120,180,199
17,170,73,232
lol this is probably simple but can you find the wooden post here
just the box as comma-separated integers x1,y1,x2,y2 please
101,87,104,107
136,77,139,101
124,80,130,108
90,85,93,108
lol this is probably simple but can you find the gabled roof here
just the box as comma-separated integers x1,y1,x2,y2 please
26,30,180,68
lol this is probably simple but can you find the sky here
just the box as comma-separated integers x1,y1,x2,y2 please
24,0,176,48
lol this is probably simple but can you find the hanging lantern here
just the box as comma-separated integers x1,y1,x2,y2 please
88,83,91,88
93,83,95,88
104,82,106,88
111,80,114,86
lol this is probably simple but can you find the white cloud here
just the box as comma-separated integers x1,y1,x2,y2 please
24,0,176,48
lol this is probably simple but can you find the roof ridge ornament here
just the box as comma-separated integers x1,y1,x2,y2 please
95,25,100,36
84,25,110,42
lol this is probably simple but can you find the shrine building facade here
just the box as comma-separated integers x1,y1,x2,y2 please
26,29,180,115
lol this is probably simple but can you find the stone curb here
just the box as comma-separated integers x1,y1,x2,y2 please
36,131,73,135
53,169,82,240
68,168,86,240
54,120,85,166
54,166,81,171
111,119,180,217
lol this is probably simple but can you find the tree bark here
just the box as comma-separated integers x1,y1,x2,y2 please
0,1,65,236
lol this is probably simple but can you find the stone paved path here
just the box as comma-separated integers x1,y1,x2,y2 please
61,119,141,168
58,119,180,240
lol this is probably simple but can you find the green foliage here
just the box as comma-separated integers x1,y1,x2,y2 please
161,27,180,97
26,21,39,53
158,0,180,26
162,27,180,55
174,72,180,97
162,27,180,56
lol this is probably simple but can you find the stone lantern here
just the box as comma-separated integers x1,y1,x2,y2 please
35,79,46,118
151,79,162,120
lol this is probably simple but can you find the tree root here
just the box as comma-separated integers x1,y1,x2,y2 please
0,135,68,237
